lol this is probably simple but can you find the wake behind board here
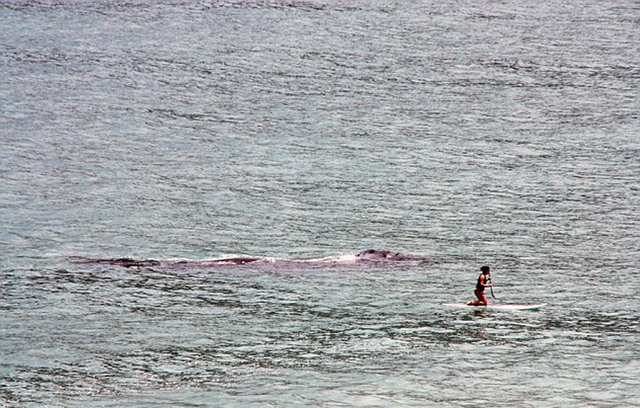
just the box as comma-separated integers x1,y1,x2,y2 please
443,303,546,311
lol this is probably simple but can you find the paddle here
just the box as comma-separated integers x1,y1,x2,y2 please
489,267,497,300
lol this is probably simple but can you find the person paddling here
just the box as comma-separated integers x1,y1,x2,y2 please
468,265,493,306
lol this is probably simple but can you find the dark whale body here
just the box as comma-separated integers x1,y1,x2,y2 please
357,249,401,260
75,249,430,269
80,256,264,268
356,249,432,261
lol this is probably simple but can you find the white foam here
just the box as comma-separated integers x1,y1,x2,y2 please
292,254,358,263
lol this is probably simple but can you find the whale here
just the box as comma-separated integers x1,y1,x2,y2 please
74,249,430,268
357,249,408,260
74,256,265,268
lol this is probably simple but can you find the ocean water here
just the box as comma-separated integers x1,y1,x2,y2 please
1,0,639,407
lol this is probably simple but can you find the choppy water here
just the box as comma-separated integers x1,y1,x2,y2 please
1,0,639,407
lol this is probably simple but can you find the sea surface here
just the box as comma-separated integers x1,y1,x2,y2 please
1,0,639,407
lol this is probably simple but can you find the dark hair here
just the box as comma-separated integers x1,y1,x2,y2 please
480,265,491,273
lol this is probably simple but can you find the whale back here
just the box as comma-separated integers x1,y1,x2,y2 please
356,249,397,260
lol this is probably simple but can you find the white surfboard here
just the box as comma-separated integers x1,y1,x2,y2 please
443,303,546,311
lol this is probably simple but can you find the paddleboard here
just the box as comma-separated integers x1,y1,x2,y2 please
443,303,546,311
